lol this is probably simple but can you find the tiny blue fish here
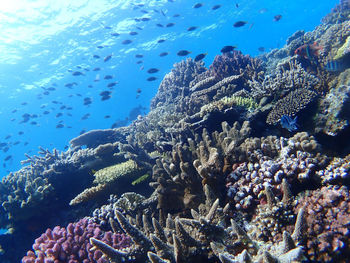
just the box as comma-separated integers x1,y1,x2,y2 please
280,115,298,132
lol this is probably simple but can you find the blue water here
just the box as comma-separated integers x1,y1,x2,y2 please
0,0,338,178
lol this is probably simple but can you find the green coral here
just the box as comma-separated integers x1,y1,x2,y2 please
200,95,258,116
131,174,150,186
93,160,140,184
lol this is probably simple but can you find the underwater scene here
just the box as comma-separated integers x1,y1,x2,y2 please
0,0,349,262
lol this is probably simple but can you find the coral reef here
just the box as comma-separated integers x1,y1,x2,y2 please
22,217,132,263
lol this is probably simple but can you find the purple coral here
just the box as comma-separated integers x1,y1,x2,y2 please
22,217,132,263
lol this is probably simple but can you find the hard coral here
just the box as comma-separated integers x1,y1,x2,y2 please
22,217,131,263
296,186,350,262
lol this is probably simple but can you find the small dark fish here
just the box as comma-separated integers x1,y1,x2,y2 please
104,75,113,80
111,32,120,37
122,39,133,45
56,124,64,128
93,67,101,71
43,91,50,95
21,102,28,105
72,71,84,76
147,68,160,74
136,26,143,30
136,60,143,64
104,54,112,62
212,5,221,10
129,31,138,35
273,14,282,21
156,23,164,27
101,95,111,101
104,115,111,119
81,113,90,120
147,76,157,81
194,53,207,62
280,115,298,132
135,54,144,58
18,131,24,135
157,39,166,43
43,110,50,115
166,23,175,27
140,10,148,14
47,87,56,91
177,50,191,56
11,109,17,113
4,155,12,161
30,121,38,125
235,3,239,8
233,21,248,27
141,17,151,21
0,143,7,147
100,90,112,96
136,88,142,94
220,45,236,53
104,26,112,29
13,141,20,145
193,3,203,8
258,47,265,52
187,26,198,31
107,82,118,87
83,100,92,106
5,135,11,140
97,45,104,49
56,113,63,118
159,52,169,57
93,54,100,59
173,14,180,17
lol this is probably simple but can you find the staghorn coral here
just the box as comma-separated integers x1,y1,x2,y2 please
266,88,318,125
22,217,132,263
296,185,350,262
90,187,306,263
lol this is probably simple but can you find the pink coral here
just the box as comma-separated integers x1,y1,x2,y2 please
296,186,350,262
22,217,132,263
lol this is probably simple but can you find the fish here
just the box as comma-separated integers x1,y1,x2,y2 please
104,26,112,29
104,54,112,62
212,5,221,10
157,39,166,43
166,23,175,27
122,39,133,45
173,14,180,17
11,109,17,113
141,17,151,21
147,77,157,81
137,88,142,94
81,113,91,120
258,47,265,52
56,124,64,128
187,26,198,31
324,60,345,72
220,45,236,53
56,113,63,118
18,131,24,135
177,50,191,56
101,95,111,101
104,115,111,119
136,60,143,64
100,91,112,96
97,45,104,49
104,75,113,79
135,54,144,58
156,24,164,27
233,21,248,27
129,31,138,35
159,52,168,57
107,82,118,87
43,111,50,115
72,71,84,76
194,53,207,62
93,55,100,59
280,115,298,132
273,14,282,21
235,3,239,8
161,10,166,16
193,3,203,8
147,68,160,74
93,67,101,71
4,155,12,161
111,32,120,37
294,42,323,59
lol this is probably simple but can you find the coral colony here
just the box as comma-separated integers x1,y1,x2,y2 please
0,2,349,263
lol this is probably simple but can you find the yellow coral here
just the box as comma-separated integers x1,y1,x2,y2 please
93,160,140,184
334,36,350,60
